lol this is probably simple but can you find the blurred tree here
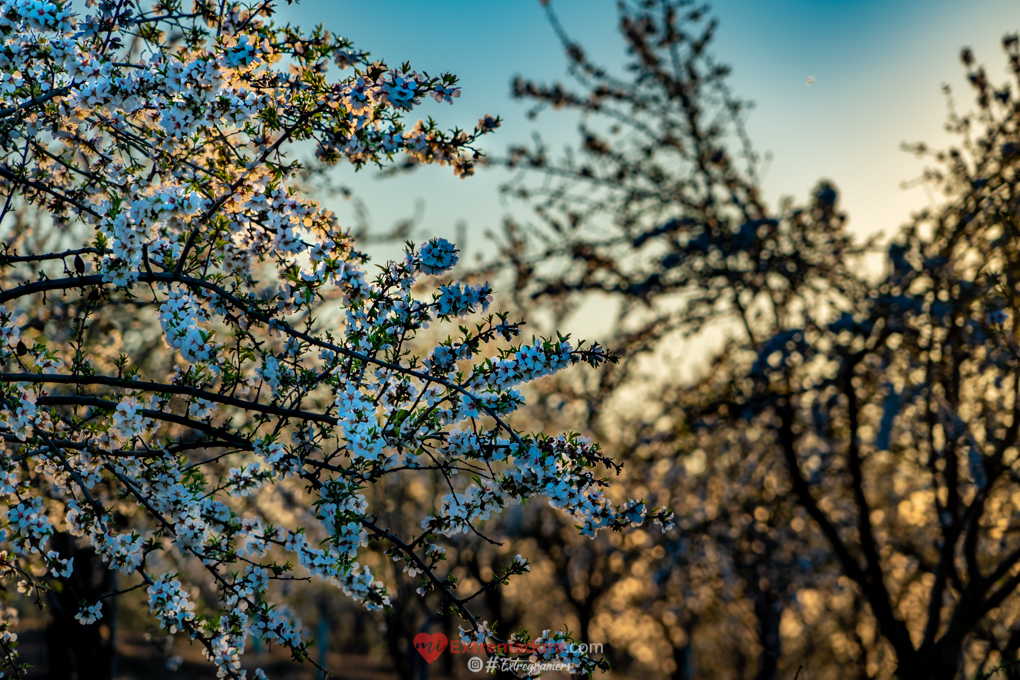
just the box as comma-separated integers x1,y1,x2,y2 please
467,1,860,677
461,2,1020,679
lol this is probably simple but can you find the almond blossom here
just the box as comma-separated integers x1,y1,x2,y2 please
0,0,670,676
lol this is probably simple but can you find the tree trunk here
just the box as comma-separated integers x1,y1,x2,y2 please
316,598,330,678
1002,628,1020,680
45,533,116,680
385,597,413,680
670,622,695,680
895,640,964,680
754,588,782,680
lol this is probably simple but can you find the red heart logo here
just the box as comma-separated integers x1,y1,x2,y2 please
414,632,448,664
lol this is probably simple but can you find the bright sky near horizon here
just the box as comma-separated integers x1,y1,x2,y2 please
277,0,1019,256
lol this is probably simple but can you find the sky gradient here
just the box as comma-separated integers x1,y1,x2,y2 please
276,0,1019,253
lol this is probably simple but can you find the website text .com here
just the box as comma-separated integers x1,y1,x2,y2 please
451,641,604,655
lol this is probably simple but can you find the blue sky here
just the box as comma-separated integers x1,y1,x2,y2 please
276,0,1019,252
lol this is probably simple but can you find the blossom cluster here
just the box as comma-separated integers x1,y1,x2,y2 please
0,0,670,676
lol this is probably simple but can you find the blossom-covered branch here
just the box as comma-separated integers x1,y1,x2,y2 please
0,0,671,676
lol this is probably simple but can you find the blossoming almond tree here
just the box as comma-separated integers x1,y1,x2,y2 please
0,0,673,676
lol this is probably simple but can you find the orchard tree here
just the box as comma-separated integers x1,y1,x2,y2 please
0,0,674,677
471,1,1020,679
468,2,857,678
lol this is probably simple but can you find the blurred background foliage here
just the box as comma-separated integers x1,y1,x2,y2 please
15,1,1020,680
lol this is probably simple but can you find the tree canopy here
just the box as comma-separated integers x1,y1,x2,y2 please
466,2,1020,679
0,0,671,676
